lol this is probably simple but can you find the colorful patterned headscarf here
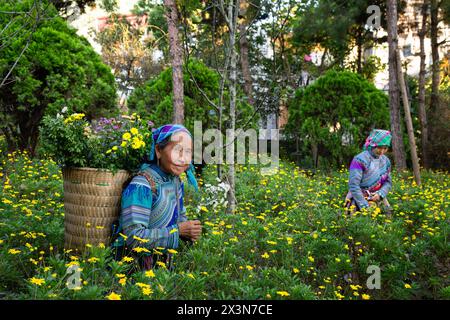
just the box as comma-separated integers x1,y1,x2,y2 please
145,124,198,191
363,129,392,151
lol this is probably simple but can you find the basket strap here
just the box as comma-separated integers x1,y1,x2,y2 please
138,172,157,194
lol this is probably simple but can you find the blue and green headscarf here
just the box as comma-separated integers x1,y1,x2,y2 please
363,129,392,151
142,124,199,191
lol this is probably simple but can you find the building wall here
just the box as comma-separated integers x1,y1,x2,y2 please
68,0,141,53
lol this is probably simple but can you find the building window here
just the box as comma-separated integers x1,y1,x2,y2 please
403,44,412,57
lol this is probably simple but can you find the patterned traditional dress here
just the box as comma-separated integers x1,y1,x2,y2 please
118,163,187,269
112,124,199,270
345,129,393,212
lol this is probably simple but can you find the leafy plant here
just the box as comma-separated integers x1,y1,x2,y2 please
286,69,390,168
39,111,153,172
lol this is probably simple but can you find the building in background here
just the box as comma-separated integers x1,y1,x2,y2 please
68,0,141,53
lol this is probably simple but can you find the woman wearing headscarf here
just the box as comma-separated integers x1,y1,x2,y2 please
114,124,202,270
345,129,393,214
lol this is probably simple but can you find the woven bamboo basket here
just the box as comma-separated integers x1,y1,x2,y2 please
62,167,131,252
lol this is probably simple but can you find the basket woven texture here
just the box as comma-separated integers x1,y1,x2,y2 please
63,167,130,251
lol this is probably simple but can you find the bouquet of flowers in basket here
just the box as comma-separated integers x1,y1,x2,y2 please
39,109,154,173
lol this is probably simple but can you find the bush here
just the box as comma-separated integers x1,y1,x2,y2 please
127,59,257,133
286,69,390,168
0,0,117,154
39,112,153,172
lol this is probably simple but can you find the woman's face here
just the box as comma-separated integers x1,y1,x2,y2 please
373,146,388,156
156,131,193,176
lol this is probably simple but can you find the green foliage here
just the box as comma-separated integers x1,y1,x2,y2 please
286,69,390,167
38,112,153,172
291,0,390,68
128,59,257,133
0,0,117,153
132,0,169,57
0,150,448,300
347,55,386,82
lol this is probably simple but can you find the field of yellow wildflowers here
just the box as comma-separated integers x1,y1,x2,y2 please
0,145,448,300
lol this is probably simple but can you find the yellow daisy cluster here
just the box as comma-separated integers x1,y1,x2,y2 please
63,113,85,124
121,127,146,150
1,148,448,300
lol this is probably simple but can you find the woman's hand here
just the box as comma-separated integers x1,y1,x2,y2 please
371,193,381,202
178,220,202,242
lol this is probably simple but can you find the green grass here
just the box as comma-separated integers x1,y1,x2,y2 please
0,149,448,300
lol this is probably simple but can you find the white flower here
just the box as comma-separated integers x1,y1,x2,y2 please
61,106,68,114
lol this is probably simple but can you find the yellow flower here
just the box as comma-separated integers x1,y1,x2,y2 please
8,249,21,255
293,268,300,273
246,265,254,271
276,291,290,297
136,282,150,288
133,247,150,253
167,249,177,254
132,235,149,243
122,132,131,141
404,284,412,289
335,292,345,299
130,128,139,135
87,257,99,263
362,294,371,300
29,277,45,286
187,273,195,279
261,252,270,259
131,137,144,149
145,270,156,278
308,256,314,262
65,261,79,268
121,256,134,263
106,292,121,300
142,287,153,296
2,199,12,205
70,286,82,291
119,277,127,286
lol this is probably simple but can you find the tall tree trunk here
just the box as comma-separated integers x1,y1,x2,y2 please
396,49,421,185
430,0,441,117
164,0,184,124
387,0,407,170
226,0,239,214
418,1,429,168
238,2,254,106
356,27,363,74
